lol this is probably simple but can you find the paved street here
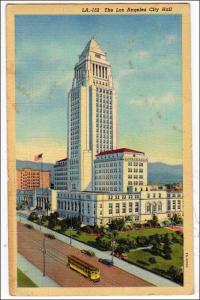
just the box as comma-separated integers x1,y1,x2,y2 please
17,212,180,287
18,222,154,287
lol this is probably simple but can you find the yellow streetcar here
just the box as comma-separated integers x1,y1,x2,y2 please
67,255,100,282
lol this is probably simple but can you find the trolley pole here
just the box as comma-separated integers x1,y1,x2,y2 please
43,238,46,276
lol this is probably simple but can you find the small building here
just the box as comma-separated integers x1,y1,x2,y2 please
17,168,51,190
54,158,68,190
93,148,148,193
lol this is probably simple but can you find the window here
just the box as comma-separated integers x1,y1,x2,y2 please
122,202,126,213
108,203,113,215
129,202,133,213
146,203,151,213
173,200,176,210
152,203,157,212
157,202,162,212
115,203,120,213
167,200,171,211
135,202,139,213
177,200,181,209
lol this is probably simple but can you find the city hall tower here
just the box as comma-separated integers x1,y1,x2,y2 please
67,38,118,191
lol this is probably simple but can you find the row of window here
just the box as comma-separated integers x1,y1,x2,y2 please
92,64,108,79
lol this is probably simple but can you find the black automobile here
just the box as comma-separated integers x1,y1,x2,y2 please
98,258,113,266
44,233,56,239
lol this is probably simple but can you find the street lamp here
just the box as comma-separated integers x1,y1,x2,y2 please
37,208,43,231
69,216,73,245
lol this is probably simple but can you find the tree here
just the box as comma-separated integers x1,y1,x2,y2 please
48,213,57,229
151,215,159,227
170,214,183,225
115,244,129,255
149,257,157,264
109,218,125,231
136,236,149,247
95,236,111,250
161,233,171,245
163,244,172,259
168,266,183,284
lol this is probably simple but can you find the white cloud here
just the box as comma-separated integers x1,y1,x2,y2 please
16,138,66,163
16,71,73,101
164,34,177,45
136,50,150,60
129,92,176,107
114,68,134,91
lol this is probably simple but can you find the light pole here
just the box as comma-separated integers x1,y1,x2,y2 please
42,237,46,276
70,216,73,245
37,208,43,231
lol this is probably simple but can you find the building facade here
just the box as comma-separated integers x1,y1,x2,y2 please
17,168,51,190
57,189,183,226
17,188,57,213
93,148,148,192
54,158,68,190
67,38,118,192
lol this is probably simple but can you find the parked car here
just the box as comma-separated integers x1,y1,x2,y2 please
24,224,34,230
81,249,95,256
44,233,55,239
98,258,113,266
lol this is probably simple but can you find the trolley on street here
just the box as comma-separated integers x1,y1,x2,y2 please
67,255,100,282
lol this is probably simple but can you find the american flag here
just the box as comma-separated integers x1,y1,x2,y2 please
34,153,43,161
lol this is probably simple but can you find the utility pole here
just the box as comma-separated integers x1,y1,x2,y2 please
70,216,72,245
42,238,46,276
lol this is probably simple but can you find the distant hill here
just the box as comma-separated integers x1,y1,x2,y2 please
148,162,183,184
16,160,54,172
16,160,183,185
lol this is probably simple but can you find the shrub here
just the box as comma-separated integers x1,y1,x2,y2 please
81,225,93,233
136,236,149,247
136,260,149,266
164,252,172,260
108,218,125,231
149,257,157,264
28,212,39,222
167,265,183,284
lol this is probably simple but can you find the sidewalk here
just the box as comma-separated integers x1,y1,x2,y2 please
17,213,180,287
18,253,59,287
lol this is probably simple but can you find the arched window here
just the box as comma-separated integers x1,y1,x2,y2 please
157,202,162,212
152,202,157,212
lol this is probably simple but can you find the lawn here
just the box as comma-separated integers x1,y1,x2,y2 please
60,228,97,243
117,227,173,239
127,243,183,277
17,269,37,287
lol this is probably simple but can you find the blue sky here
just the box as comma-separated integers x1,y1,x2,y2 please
15,15,182,164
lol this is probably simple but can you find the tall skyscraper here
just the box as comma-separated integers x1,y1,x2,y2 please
67,38,118,191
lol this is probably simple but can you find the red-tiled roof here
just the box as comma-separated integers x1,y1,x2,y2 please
96,148,144,156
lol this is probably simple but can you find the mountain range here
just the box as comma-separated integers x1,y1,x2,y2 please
16,160,182,185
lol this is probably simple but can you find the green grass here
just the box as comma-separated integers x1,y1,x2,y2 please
60,228,97,243
117,227,173,239
17,269,37,287
127,243,183,274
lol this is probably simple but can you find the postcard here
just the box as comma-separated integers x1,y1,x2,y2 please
6,1,193,296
